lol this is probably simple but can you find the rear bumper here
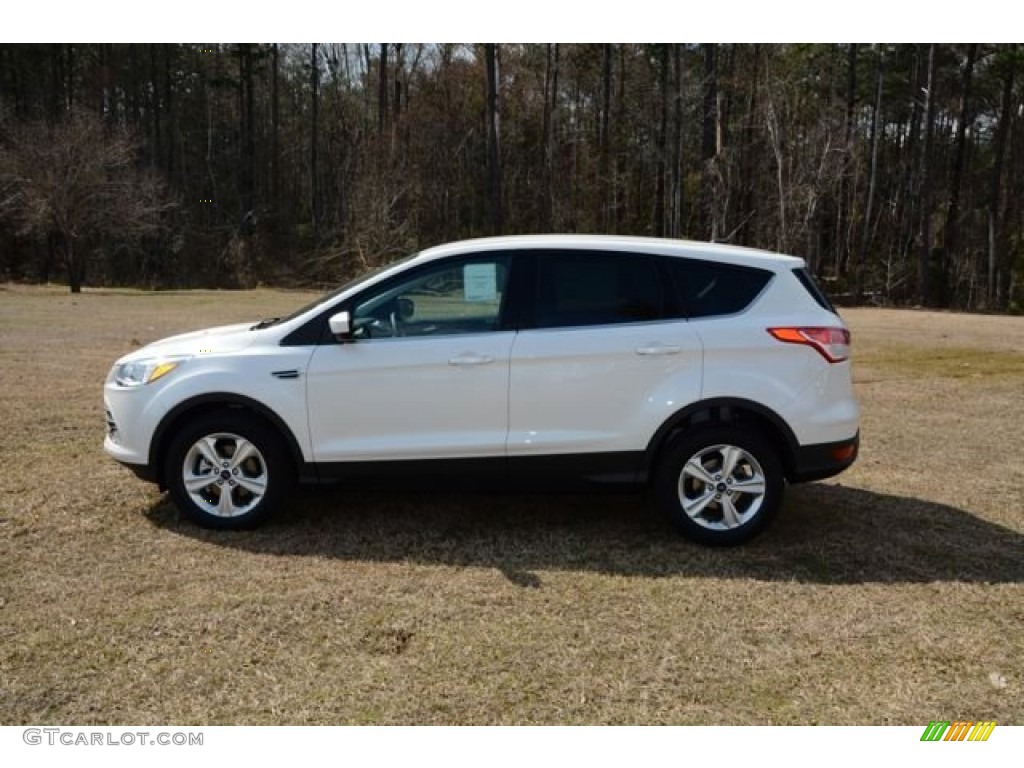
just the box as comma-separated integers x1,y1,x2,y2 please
790,431,859,483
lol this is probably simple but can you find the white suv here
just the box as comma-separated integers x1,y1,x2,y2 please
104,235,859,545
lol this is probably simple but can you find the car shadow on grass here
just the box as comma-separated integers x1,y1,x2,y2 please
144,482,1024,585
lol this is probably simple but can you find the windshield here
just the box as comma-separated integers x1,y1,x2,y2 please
262,253,420,328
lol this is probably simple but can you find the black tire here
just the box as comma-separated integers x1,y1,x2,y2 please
164,410,293,529
653,425,784,546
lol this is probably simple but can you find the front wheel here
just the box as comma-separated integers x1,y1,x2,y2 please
164,412,293,529
653,426,784,546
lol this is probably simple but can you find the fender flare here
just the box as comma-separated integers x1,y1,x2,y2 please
644,397,799,475
150,392,307,483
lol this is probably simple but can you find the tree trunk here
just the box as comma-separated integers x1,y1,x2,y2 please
362,44,372,133
988,47,1015,307
484,44,503,235
128,44,140,127
239,43,255,218
48,44,61,123
916,44,937,306
739,45,761,247
654,45,668,237
64,237,82,294
271,43,280,210
700,43,717,241
393,43,404,119
896,45,923,299
310,43,320,243
149,44,161,170
836,43,857,277
598,44,612,232
998,113,1017,308
163,44,175,181
856,45,885,298
65,44,74,112
540,43,558,231
941,44,976,307
718,44,734,156
378,43,388,136
670,44,684,238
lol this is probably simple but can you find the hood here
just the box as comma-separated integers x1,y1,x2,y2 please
122,322,260,361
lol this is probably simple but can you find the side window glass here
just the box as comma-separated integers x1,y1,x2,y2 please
352,257,509,339
671,259,772,318
534,252,665,329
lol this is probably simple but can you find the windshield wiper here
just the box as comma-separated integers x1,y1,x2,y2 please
251,317,281,330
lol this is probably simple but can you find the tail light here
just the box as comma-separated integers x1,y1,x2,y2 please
767,327,851,363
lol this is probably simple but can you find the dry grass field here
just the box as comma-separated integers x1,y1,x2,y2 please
1,284,1022,725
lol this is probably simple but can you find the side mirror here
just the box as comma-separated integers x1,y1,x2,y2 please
397,297,415,321
328,311,352,339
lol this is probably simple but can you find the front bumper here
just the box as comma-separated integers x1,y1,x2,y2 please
104,385,160,483
104,433,159,483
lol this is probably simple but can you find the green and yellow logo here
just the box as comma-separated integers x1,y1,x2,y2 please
920,721,996,742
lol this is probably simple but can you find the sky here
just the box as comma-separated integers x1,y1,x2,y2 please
3,1,1020,43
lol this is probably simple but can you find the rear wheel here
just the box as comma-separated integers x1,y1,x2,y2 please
164,412,292,529
654,425,784,545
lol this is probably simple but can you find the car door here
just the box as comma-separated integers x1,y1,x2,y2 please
305,253,515,463
508,250,702,465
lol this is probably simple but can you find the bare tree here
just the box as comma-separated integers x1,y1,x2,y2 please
378,43,388,136
652,45,669,237
989,46,1016,306
540,43,558,231
484,44,503,235
310,43,320,243
271,43,280,209
0,110,174,292
836,43,858,277
942,44,977,306
856,45,885,298
917,44,937,305
700,43,717,241
598,44,612,231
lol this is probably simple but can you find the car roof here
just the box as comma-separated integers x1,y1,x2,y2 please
414,234,805,270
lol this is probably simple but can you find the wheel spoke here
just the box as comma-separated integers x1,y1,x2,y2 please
720,495,741,528
184,471,215,494
732,475,766,497
230,439,257,470
235,474,266,496
683,458,716,486
215,486,237,517
720,445,742,479
195,437,221,468
682,489,716,519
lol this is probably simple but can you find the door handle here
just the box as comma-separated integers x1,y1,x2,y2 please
636,344,682,356
448,353,495,366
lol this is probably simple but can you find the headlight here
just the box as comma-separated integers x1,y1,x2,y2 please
109,356,189,387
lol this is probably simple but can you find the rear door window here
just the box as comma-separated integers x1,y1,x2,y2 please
532,251,667,328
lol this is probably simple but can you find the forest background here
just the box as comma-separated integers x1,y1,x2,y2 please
0,42,1020,312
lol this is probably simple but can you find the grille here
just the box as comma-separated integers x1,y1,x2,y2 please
105,409,118,440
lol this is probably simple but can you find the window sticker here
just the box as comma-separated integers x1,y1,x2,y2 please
464,263,498,302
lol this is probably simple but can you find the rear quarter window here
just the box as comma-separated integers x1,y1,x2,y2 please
792,267,838,313
669,258,773,318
